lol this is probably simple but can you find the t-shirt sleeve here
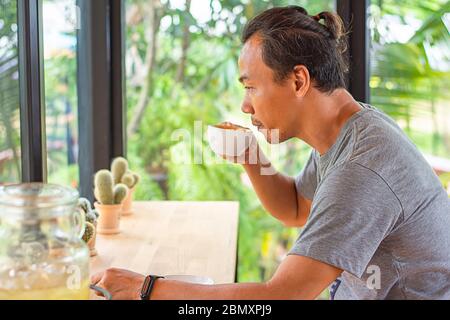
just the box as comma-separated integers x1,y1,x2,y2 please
295,151,318,200
288,162,403,278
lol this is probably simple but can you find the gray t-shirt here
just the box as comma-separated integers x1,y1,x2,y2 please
289,103,450,300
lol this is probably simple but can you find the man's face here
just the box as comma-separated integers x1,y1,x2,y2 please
238,36,299,143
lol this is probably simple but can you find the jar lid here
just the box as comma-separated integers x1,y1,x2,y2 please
0,183,79,209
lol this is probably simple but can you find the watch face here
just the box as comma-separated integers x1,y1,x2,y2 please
141,275,164,300
141,275,153,299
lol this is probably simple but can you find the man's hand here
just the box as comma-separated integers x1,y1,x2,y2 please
221,131,256,164
91,268,145,300
222,133,273,169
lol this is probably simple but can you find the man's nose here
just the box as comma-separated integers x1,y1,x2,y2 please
241,99,254,115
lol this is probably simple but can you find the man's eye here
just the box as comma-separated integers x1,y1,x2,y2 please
245,87,254,90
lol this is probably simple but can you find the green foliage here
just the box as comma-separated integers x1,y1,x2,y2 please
133,170,165,201
439,172,450,192
0,0,21,182
126,140,165,200
370,0,450,157
43,30,79,187
47,163,79,189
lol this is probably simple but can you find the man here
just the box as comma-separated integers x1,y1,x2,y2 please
92,6,450,300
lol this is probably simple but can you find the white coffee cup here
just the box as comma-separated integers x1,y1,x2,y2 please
207,124,255,157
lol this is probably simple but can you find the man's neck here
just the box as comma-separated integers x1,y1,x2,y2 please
296,89,362,156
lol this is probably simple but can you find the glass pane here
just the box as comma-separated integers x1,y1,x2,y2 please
369,0,450,189
42,0,79,188
0,0,21,183
125,0,336,287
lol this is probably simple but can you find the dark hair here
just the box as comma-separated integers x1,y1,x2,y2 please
242,6,349,93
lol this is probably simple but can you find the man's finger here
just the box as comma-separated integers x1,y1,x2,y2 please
235,153,246,164
92,281,106,297
90,271,104,286
94,288,104,297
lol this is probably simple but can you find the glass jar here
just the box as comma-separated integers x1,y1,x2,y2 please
0,183,89,300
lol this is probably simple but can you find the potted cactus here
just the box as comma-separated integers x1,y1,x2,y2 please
111,157,140,216
93,169,128,235
78,197,99,256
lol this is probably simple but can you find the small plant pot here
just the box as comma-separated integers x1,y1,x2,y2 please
95,202,121,235
121,187,135,216
87,225,98,257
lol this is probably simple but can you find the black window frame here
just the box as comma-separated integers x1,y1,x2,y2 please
337,0,370,103
18,0,47,182
76,0,126,202
14,0,125,202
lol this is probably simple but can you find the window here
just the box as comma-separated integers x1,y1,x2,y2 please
0,0,21,183
43,0,79,188
369,0,450,164
125,0,336,284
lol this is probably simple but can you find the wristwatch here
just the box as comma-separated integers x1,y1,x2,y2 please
140,275,165,300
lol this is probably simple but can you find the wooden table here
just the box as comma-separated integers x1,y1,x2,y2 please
90,201,239,285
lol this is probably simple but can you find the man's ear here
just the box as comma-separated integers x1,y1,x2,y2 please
292,65,310,97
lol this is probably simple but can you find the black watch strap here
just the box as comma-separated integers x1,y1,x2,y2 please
140,275,165,300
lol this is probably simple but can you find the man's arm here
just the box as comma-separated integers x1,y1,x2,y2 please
241,149,312,228
91,255,342,300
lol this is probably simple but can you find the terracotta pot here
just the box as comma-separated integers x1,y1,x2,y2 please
87,224,97,257
94,202,121,235
121,187,135,216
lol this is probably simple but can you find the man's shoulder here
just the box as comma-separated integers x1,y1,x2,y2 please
349,107,418,166
353,105,405,141
319,161,397,199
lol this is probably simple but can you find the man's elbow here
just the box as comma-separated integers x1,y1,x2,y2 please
281,216,307,228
